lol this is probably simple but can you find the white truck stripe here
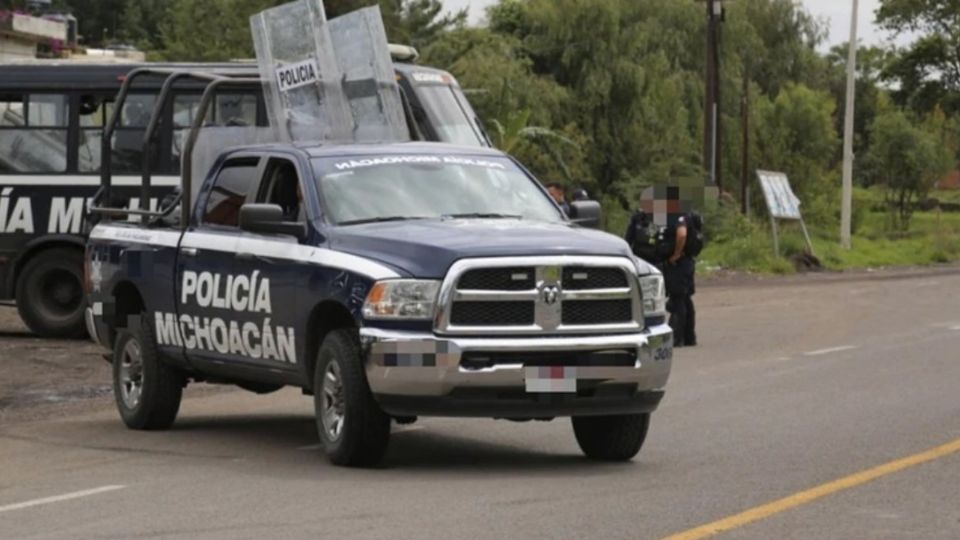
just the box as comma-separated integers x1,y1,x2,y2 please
90,225,400,280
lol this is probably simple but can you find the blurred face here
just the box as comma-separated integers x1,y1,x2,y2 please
547,186,565,204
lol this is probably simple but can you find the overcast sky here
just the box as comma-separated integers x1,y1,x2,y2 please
442,0,902,49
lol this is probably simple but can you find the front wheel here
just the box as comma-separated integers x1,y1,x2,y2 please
112,314,185,430
313,328,390,467
572,413,650,461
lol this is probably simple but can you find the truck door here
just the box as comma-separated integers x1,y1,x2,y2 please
176,155,265,373
233,155,311,371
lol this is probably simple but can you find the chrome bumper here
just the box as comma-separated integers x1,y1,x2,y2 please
360,324,673,403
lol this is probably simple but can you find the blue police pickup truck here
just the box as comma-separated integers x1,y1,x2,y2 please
85,141,673,467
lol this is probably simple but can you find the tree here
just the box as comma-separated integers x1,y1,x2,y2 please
157,0,283,61
754,83,839,225
864,109,953,230
877,0,960,114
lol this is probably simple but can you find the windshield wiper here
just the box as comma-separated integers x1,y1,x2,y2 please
442,212,522,220
338,216,430,226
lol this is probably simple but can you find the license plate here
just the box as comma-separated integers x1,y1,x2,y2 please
525,366,577,393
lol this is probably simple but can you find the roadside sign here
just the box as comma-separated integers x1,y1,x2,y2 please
755,170,814,257
757,170,802,220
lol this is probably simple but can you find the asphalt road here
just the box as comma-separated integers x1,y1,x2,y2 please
1,269,958,539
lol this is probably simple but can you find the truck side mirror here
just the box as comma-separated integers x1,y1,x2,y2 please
568,200,602,228
239,204,306,240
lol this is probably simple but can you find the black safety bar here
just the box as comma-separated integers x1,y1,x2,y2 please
180,77,261,227
89,67,258,229
139,68,260,211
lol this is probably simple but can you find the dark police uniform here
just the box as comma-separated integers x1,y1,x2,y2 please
624,210,661,265
663,213,697,347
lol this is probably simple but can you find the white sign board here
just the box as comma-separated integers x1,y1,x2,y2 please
275,58,321,92
757,170,802,220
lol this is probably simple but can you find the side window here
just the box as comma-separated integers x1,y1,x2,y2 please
203,158,260,228
0,93,69,173
257,158,304,222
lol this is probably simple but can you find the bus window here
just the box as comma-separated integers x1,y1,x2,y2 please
77,96,109,173
28,95,69,127
1,95,26,126
171,93,258,168
416,85,486,146
121,94,156,127
77,94,159,174
217,94,257,126
0,94,69,173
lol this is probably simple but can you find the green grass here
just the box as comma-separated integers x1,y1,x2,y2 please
698,208,960,274
932,189,960,205
603,187,960,275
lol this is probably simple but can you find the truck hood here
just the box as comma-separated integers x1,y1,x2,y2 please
326,219,637,278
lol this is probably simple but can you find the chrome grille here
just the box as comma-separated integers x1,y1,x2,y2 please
562,299,633,325
458,267,535,291
562,267,628,290
435,256,643,335
450,301,535,326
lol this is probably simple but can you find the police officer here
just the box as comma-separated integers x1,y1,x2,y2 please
624,209,662,265
545,182,571,215
662,206,697,348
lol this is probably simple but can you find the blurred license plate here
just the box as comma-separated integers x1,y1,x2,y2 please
525,366,577,393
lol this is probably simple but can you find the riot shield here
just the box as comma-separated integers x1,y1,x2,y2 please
328,6,410,142
250,0,354,142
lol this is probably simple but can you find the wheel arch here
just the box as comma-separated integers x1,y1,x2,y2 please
303,300,358,392
109,280,147,348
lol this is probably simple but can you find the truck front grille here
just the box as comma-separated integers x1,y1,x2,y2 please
562,299,633,325
457,267,535,291
436,257,643,335
449,301,535,326
562,267,628,290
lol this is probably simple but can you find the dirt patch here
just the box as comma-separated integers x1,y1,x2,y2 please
0,307,113,423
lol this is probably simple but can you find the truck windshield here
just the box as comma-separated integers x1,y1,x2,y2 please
417,85,487,146
312,155,563,225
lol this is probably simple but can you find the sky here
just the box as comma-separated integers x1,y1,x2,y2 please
442,0,902,49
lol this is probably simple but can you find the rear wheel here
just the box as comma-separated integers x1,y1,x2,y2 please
16,248,86,338
572,413,650,461
112,313,184,430
313,328,390,467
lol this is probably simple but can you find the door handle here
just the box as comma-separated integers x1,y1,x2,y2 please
236,252,254,261
181,247,198,257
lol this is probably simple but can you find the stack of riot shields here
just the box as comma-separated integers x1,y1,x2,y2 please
250,0,409,143
190,0,409,201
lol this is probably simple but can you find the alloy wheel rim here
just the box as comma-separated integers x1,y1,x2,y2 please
118,339,144,409
320,360,346,442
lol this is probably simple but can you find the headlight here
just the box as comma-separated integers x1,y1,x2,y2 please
638,274,666,318
363,280,441,320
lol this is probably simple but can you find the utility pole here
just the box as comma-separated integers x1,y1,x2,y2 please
740,66,749,215
703,0,723,191
841,0,859,249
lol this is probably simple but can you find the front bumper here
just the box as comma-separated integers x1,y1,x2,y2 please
360,324,673,418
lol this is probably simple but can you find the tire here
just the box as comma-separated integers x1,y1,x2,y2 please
112,313,184,430
314,328,390,467
15,248,87,338
572,413,650,461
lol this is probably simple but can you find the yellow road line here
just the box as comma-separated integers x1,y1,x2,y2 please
663,437,960,540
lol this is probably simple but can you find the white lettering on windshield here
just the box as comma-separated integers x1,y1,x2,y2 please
331,155,506,171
